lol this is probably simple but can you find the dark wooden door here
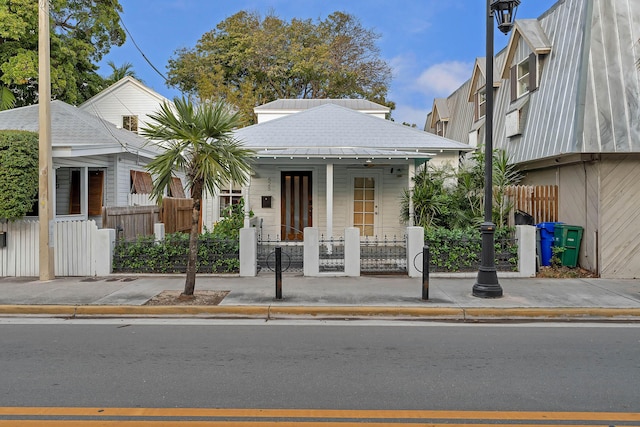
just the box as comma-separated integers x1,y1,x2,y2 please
281,171,312,241
88,170,104,216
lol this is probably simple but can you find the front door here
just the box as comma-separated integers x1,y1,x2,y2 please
281,171,312,241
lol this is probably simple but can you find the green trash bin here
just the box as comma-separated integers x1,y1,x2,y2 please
553,224,583,267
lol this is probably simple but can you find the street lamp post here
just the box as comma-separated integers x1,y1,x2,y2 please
473,0,520,298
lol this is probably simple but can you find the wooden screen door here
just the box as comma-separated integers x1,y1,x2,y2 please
281,171,312,241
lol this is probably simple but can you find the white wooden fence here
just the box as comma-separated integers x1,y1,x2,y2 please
0,220,114,277
128,193,155,206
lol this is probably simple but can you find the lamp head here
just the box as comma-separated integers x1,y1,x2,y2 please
491,0,520,34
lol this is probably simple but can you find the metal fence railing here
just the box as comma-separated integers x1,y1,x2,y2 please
319,235,345,273
257,235,304,274
425,231,518,273
360,235,407,274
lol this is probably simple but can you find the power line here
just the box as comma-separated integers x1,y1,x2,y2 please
116,11,169,83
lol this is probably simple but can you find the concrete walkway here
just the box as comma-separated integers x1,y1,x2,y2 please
1,274,640,321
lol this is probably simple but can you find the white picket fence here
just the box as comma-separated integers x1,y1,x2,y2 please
0,220,114,277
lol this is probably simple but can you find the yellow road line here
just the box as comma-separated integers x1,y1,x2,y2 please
1,422,638,427
1,407,640,421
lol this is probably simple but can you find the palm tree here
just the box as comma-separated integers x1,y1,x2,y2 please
0,85,16,111
105,61,140,85
140,97,253,297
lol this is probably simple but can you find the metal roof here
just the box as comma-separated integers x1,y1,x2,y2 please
236,103,471,152
0,100,160,158
254,98,390,113
255,147,433,160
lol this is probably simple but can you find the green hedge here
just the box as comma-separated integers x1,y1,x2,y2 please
112,232,239,274
425,227,518,272
0,131,38,220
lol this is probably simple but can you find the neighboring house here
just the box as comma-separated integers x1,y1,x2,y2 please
232,100,472,240
80,76,187,203
424,0,640,278
79,76,170,136
0,100,162,225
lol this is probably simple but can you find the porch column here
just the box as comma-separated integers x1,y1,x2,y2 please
82,166,88,220
243,178,250,228
408,161,416,226
326,163,334,237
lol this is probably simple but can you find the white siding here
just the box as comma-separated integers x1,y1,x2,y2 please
245,162,415,238
80,82,166,132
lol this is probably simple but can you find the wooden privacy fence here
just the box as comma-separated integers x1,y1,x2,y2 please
102,205,160,241
103,197,198,240
505,185,558,224
0,220,107,277
160,197,199,234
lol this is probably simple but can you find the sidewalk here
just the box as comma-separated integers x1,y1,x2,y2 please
1,274,640,321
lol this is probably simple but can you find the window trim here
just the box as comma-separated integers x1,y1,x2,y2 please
218,181,243,218
475,87,487,121
510,53,538,102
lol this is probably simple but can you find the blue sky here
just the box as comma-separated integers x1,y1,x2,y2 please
99,0,558,127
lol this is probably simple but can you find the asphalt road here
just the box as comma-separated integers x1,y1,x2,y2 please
1,320,639,423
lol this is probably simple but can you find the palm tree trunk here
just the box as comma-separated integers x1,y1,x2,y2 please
183,180,203,296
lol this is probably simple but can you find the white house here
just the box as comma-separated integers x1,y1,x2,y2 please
234,100,472,240
0,101,162,225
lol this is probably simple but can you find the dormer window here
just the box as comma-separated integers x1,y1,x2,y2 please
510,53,538,102
475,88,487,121
516,58,530,97
435,120,446,136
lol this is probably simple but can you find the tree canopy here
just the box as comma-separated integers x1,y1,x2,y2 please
0,130,38,220
0,0,125,108
166,11,394,124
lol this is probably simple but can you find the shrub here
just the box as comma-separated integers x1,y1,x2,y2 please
113,231,239,273
0,131,38,220
425,226,518,272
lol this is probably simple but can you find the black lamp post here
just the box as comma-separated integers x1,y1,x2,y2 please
473,0,520,298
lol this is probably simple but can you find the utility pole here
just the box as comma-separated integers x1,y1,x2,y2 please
38,0,55,280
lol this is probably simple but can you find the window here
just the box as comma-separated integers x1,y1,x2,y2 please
122,115,138,133
475,88,486,120
219,182,242,217
435,120,446,136
516,59,530,97
511,54,538,101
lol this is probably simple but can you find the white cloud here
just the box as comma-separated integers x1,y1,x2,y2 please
416,61,472,97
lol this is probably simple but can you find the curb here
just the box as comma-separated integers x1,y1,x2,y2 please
1,305,640,321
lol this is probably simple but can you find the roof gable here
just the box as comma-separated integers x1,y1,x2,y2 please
236,103,471,152
80,76,169,109
430,98,450,128
500,19,552,79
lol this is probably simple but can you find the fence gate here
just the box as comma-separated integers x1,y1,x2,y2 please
257,234,304,274
360,235,407,274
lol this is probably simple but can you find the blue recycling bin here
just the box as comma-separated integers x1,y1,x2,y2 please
537,222,562,266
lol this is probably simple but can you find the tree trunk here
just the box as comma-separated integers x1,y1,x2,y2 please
183,179,203,296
